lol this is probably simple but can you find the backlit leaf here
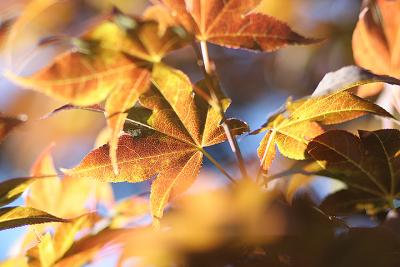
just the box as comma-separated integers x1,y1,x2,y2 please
160,0,318,51
26,145,114,218
254,72,394,173
26,213,98,267
312,65,400,97
143,4,178,36
66,63,249,219
352,0,400,96
27,233,56,267
0,206,69,231
8,14,190,174
308,129,400,215
105,67,151,174
0,257,28,267
0,177,38,207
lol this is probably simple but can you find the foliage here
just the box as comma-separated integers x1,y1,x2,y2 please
1,0,400,266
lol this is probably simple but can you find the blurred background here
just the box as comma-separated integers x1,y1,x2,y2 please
0,0,366,260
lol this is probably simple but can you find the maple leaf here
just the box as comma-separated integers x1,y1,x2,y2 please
307,129,400,216
8,14,190,174
253,66,398,173
65,63,249,219
158,0,318,51
352,0,400,96
0,113,25,143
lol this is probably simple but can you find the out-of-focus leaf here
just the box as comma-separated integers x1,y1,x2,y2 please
0,206,69,231
312,65,400,97
61,228,129,263
26,145,114,218
110,196,149,228
8,14,190,174
53,214,97,260
319,189,385,216
65,63,249,219
117,181,283,266
353,0,400,97
308,129,400,215
0,113,25,143
26,213,98,267
143,4,177,36
27,233,56,267
253,85,392,173
159,0,318,51
8,47,139,106
0,18,14,50
0,257,28,267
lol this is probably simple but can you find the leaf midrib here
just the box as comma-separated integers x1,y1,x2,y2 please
312,139,388,195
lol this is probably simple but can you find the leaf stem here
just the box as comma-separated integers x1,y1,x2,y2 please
198,147,237,183
197,40,249,179
256,129,276,185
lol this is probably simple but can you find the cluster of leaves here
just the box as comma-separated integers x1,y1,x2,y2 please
1,0,400,266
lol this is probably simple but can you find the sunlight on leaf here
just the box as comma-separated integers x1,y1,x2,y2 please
353,0,400,96
160,0,318,51
253,67,397,173
65,63,249,219
0,206,69,231
26,145,114,218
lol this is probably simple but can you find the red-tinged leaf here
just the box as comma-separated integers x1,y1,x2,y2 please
7,14,189,105
7,51,139,106
160,0,318,51
352,0,400,96
0,206,69,231
0,114,25,143
308,129,400,215
105,68,151,174
66,63,249,219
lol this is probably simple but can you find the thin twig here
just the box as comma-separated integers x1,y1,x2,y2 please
195,40,249,179
256,129,276,185
199,147,237,183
